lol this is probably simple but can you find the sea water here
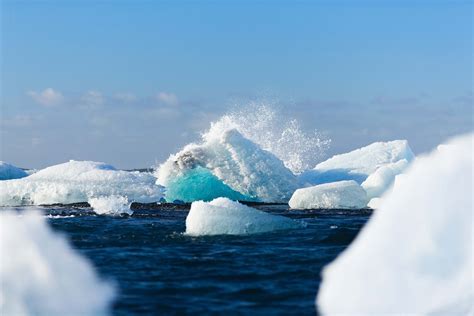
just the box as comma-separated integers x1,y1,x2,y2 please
36,204,370,315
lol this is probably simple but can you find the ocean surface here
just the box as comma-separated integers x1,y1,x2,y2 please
37,204,371,315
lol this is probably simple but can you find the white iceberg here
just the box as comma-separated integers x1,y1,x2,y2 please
0,160,164,206
361,159,409,200
157,129,298,203
299,140,414,186
317,133,473,315
0,161,28,180
289,180,368,209
89,195,132,216
185,197,305,236
0,210,115,315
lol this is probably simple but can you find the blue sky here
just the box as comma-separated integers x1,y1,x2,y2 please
1,0,472,169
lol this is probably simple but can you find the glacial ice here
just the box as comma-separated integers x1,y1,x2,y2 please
157,129,298,202
0,160,164,206
185,197,305,236
0,210,115,315
361,159,409,200
89,195,133,216
317,133,473,315
289,180,368,209
0,161,28,180
298,140,414,186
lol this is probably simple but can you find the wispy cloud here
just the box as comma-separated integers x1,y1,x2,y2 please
156,92,178,106
113,92,137,103
27,88,64,107
80,91,104,109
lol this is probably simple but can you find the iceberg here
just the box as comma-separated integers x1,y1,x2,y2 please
157,129,298,202
317,133,473,315
185,197,305,236
298,140,414,186
0,210,115,315
289,180,368,209
0,160,164,206
89,195,132,216
0,161,28,180
361,159,409,199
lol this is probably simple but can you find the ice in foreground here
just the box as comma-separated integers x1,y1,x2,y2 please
289,180,368,209
299,140,414,186
157,128,298,202
0,161,28,180
0,160,164,206
185,197,305,235
317,133,473,315
0,210,115,315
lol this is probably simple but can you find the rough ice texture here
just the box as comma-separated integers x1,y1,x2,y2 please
298,140,414,186
317,133,473,315
0,161,28,180
157,129,298,202
0,160,164,206
0,210,115,315
289,180,368,209
361,159,409,199
89,195,132,216
185,197,305,236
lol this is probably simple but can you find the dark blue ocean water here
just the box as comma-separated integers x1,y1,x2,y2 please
44,205,370,315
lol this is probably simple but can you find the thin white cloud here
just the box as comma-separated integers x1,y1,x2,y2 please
27,88,64,107
80,91,104,109
156,92,178,106
113,92,137,103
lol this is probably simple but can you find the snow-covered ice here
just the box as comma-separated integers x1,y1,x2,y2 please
0,160,164,206
89,195,132,216
185,197,305,236
0,210,115,315
317,133,473,315
361,159,409,199
0,161,28,180
157,129,298,203
289,180,368,209
298,140,414,186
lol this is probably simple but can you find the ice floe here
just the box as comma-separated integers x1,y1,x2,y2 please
289,180,368,209
0,160,164,206
185,197,305,235
89,195,132,216
0,161,28,180
0,210,115,315
317,133,473,315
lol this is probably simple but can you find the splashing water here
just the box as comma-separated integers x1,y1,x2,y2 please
204,101,331,174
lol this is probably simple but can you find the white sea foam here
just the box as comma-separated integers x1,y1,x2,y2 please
317,133,473,315
89,195,132,216
0,160,164,206
0,161,28,180
0,210,115,315
185,197,305,236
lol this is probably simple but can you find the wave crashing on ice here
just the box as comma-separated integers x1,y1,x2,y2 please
0,210,115,315
185,197,305,236
317,133,473,315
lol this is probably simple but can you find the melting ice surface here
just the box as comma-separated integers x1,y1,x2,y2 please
0,210,115,315
0,160,164,206
289,180,368,209
0,161,28,180
89,195,133,216
317,133,473,315
185,197,305,236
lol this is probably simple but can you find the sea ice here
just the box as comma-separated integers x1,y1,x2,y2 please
0,210,115,315
298,140,414,186
0,160,164,206
317,133,473,315
289,180,368,209
185,197,305,235
157,129,298,202
89,195,132,216
361,159,409,199
0,161,28,180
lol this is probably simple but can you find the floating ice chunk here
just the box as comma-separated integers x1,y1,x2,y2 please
89,195,132,216
185,197,305,235
289,180,368,209
317,133,473,315
299,140,414,186
0,161,28,180
367,197,382,209
157,129,298,202
0,210,115,315
361,159,409,199
0,160,164,206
